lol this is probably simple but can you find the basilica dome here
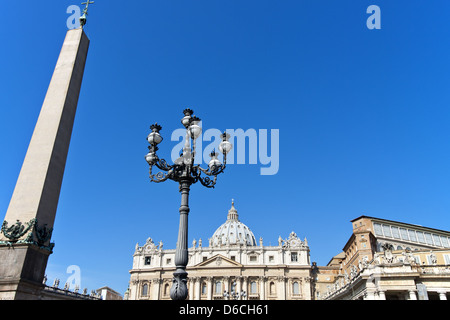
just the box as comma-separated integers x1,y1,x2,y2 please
211,200,257,247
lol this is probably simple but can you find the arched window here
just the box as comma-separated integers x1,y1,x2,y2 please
164,283,170,295
250,281,257,294
292,281,300,295
215,281,222,294
141,283,148,296
230,282,236,293
269,282,276,295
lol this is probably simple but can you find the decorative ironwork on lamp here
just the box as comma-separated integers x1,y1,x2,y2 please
145,109,232,300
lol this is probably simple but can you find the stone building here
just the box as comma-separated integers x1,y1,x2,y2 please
97,286,123,300
127,201,312,300
314,216,450,300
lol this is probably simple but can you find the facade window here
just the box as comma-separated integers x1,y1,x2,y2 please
231,282,236,293
164,284,170,295
166,258,172,265
417,232,426,244
400,228,409,241
142,283,148,296
144,257,151,265
203,256,208,262
408,230,417,242
230,256,236,261
250,281,257,294
269,255,274,262
374,223,383,236
269,282,276,295
291,252,298,262
382,225,392,238
444,254,450,265
433,234,442,247
441,236,449,248
292,281,300,295
249,255,257,262
202,282,207,295
391,227,400,239
425,233,433,245
215,281,222,294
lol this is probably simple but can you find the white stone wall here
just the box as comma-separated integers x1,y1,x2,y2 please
129,233,312,300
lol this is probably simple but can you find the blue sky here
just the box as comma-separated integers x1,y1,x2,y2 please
1,1,450,296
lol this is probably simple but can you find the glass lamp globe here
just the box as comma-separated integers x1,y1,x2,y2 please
208,150,221,169
174,149,184,166
147,132,162,145
219,133,232,154
148,123,163,145
188,116,202,140
145,152,157,164
181,116,191,128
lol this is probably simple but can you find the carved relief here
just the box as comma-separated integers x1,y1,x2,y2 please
281,231,306,249
0,218,55,252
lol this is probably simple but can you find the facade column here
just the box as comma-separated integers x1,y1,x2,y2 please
158,252,163,267
278,276,286,300
131,280,139,300
224,276,230,296
278,248,285,264
236,277,242,299
242,277,248,300
152,279,161,300
259,276,265,300
188,278,194,300
304,277,312,300
194,277,201,300
207,277,213,300
438,291,447,300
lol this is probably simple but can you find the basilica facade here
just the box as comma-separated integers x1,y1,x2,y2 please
127,203,450,300
127,201,312,300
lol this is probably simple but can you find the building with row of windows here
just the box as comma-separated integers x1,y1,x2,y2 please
314,216,450,300
126,201,312,300
126,203,450,300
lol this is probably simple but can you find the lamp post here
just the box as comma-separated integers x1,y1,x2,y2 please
145,109,232,300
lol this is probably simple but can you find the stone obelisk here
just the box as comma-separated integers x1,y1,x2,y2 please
0,25,90,299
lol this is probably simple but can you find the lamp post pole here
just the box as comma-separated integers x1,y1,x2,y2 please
145,109,232,300
172,179,191,300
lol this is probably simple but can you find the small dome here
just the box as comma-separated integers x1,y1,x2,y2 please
211,200,257,247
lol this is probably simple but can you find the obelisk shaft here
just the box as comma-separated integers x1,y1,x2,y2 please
2,28,89,234
0,28,90,300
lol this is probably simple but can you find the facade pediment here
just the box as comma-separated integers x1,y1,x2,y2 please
193,254,243,268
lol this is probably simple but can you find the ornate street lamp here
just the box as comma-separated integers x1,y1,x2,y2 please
145,109,232,300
